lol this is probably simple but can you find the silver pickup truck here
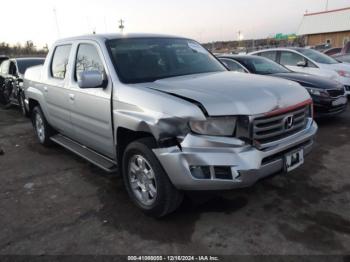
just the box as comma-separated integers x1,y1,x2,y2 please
24,34,318,217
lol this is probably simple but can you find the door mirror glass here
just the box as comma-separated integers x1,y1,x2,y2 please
78,70,104,88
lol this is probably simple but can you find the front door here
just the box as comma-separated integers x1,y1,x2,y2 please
67,42,114,158
279,51,319,76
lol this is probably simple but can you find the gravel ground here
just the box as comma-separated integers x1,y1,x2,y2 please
0,105,349,256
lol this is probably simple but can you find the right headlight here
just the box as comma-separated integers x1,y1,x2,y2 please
189,117,237,136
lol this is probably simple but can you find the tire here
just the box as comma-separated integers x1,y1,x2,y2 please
19,91,29,117
1,84,11,107
122,137,183,218
0,85,5,105
31,106,55,146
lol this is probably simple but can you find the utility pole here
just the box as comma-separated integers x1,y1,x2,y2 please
119,19,125,33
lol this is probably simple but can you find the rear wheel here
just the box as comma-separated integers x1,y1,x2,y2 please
122,137,183,217
31,106,55,146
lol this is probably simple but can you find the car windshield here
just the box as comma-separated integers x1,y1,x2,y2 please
17,59,45,74
297,48,339,64
107,38,226,84
235,56,290,75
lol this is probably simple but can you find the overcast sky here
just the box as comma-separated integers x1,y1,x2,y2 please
1,0,349,48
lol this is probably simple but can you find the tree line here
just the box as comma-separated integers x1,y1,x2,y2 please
0,41,48,57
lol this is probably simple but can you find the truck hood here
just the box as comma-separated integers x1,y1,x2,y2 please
136,71,310,116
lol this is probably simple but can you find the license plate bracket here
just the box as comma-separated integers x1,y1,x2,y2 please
284,148,304,172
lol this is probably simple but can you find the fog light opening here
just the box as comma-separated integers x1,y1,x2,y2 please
190,166,211,179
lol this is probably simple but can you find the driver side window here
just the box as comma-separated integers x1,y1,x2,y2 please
280,52,305,66
75,44,105,82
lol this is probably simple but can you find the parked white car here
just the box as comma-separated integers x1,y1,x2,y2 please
250,48,350,94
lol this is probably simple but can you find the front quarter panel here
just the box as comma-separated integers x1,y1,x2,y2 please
113,84,207,144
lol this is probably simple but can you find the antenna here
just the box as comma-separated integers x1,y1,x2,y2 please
119,19,125,33
53,8,60,37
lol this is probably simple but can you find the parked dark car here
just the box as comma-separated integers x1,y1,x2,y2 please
324,47,342,56
0,57,44,115
219,55,348,117
0,56,9,94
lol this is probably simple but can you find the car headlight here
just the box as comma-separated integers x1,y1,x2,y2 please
305,87,328,97
189,117,237,136
337,70,350,78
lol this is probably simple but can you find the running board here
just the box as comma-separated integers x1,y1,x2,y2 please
50,134,118,173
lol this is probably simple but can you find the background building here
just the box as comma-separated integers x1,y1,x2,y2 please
297,7,350,48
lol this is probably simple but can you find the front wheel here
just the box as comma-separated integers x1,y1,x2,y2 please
122,138,183,218
31,106,55,146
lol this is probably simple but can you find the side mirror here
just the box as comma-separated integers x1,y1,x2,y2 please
78,70,105,88
297,60,307,67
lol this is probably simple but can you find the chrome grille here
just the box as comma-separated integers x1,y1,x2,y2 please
253,106,308,145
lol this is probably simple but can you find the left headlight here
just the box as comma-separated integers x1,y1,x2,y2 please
305,87,328,97
189,117,237,136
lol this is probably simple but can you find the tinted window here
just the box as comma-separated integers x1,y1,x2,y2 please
220,58,246,72
235,56,290,75
297,48,339,64
280,52,306,66
107,38,226,84
9,61,17,75
75,44,105,81
17,59,45,74
258,51,277,61
51,45,72,79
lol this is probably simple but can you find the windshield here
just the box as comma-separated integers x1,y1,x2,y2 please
17,59,45,74
107,38,226,83
235,56,290,75
297,48,339,64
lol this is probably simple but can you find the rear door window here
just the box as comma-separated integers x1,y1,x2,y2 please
51,45,72,79
258,51,277,62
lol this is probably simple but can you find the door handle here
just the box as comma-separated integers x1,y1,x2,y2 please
43,86,48,92
69,94,75,101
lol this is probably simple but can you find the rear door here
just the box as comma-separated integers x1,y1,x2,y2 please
44,44,75,137
67,41,114,158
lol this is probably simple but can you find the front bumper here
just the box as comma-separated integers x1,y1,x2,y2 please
153,119,318,190
312,95,348,117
